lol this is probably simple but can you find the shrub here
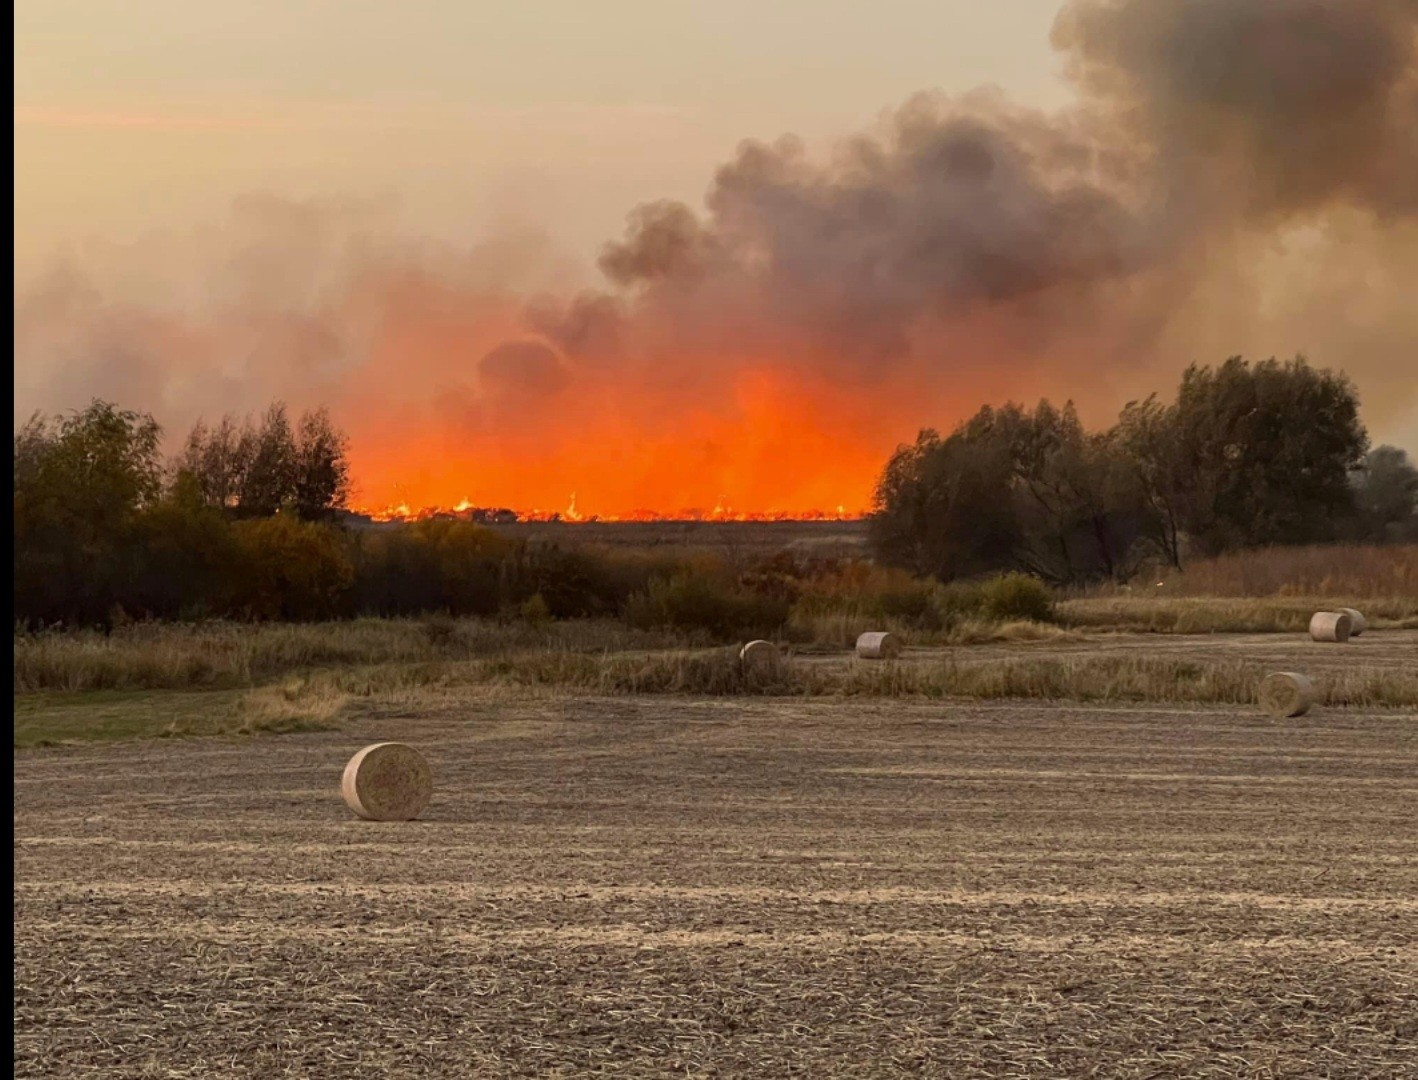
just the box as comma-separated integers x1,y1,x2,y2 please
228,515,355,620
521,593,552,625
624,570,791,641
350,521,515,617
978,572,1054,622
878,584,942,628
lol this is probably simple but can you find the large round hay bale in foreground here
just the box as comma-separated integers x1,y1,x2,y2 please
1336,607,1367,637
739,639,780,670
1308,611,1352,643
1259,672,1315,718
855,631,903,660
341,743,432,822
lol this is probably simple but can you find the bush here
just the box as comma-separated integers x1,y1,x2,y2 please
978,573,1054,622
228,515,355,620
878,584,944,629
521,593,552,625
624,571,791,641
522,544,627,618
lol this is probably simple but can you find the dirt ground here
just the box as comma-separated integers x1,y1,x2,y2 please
14,691,1418,1077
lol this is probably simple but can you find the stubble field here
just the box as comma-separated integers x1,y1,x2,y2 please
13,631,1418,1077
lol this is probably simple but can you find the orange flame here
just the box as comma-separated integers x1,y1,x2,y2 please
339,347,960,522
352,499,865,524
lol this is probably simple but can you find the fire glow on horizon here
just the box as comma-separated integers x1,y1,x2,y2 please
14,0,1418,509
352,498,860,524
337,358,931,522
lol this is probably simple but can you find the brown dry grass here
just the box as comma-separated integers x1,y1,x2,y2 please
14,696,1418,1077
11,618,685,694
466,640,1418,708
1153,543,1418,598
1059,595,1418,634
22,631,1414,748
17,628,1418,747
11,615,1082,696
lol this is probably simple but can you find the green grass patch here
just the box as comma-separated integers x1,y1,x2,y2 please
13,681,343,749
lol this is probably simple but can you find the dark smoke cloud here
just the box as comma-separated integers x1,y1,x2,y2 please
1055,0,1418,217
479,340,570,401
517,0,1417,423
593,95,1151,367
13,0,1418,509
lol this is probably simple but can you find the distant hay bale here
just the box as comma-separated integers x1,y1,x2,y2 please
1336,607,1367,636
1308,611,1352,643
739,639,780,671
1259,672,1315,718
855,631,903,660
341,742,432,822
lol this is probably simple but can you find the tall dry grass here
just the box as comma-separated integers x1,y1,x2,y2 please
1061,544,1418,632
1058,596,1418,634
11,618,686,694
1123,543,1418,599
13,613,1086,694
237,647,1418,710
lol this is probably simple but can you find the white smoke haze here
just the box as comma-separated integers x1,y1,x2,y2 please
14,0,1418,512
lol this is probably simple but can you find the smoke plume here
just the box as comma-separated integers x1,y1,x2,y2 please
15,0,1418,515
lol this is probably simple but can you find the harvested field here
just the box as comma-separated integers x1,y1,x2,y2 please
14,692,1418,1077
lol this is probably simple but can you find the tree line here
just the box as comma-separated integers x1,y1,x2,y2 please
12,355,1418,626
13,400,786,629
869,356,1418,584
14,402,354,626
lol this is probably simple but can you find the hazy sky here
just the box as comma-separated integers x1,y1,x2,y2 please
15,0,1069,272
15,0,1416,501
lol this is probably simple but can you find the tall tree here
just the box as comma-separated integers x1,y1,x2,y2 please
179,405,350,521
235,404,299,517
1170,357,1368,553
294,407,351,521
1352,445,1418,542
869,422,1019,581
13,401,164,625
177,415,247,510
870,401,1146,584
1113,395,1185,569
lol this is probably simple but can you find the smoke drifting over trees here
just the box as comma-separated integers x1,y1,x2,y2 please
13,0,1418,515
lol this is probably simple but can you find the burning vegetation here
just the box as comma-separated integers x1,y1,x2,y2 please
13,355,1418,631
351,499,858,525
13,0,1418,518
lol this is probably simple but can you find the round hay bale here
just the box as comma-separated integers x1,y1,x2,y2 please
341,742,432,822
855,631,903,660
1336,607,1367,637
1308,611,1352,643
1259,672,1315,718
739,639,780,671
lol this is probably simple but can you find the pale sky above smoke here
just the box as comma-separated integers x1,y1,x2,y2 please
14,1,1070,273
13,0,1418,510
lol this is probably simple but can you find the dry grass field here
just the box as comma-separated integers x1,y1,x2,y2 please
14,628,1418,749
14,629,1418,1077
13,537,1418,1075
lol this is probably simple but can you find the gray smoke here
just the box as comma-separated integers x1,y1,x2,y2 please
13,0,1418,508
1056,0,1418,217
